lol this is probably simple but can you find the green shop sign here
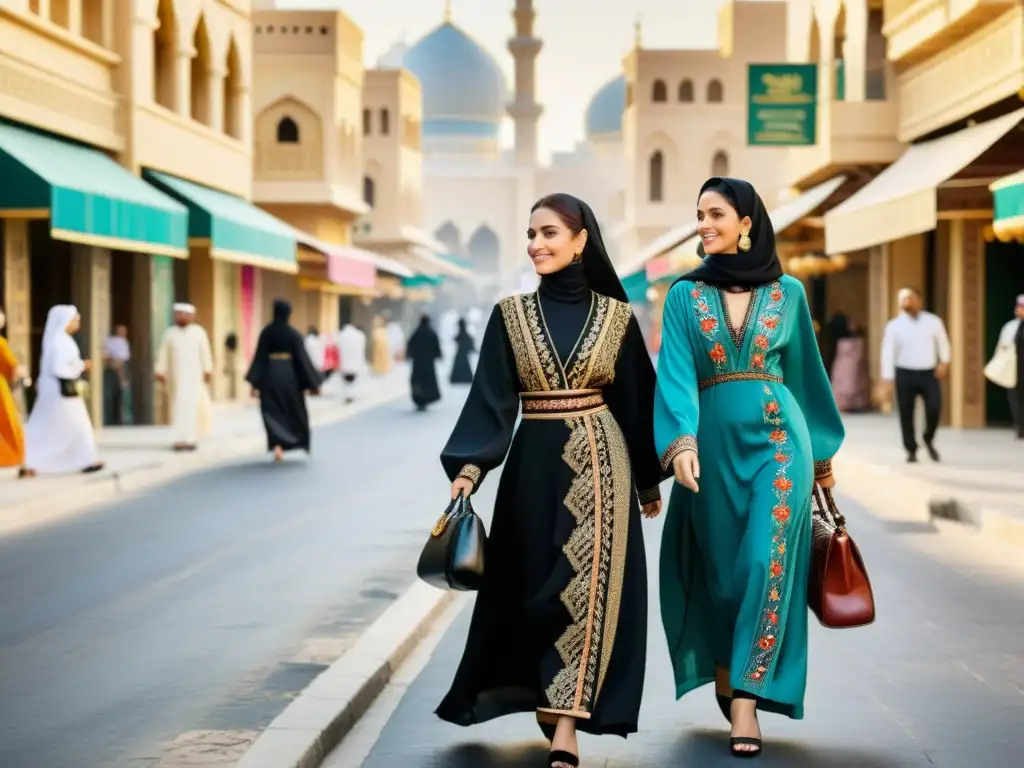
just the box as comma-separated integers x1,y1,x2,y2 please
747,64,818,146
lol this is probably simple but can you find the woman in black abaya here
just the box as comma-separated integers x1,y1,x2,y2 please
245,300,321,461
407,314,442,411
449,318,475,384
437,193,665,768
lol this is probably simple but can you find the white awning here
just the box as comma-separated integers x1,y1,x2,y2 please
409,246,474,278
618,222,698,277
664,175,847,272
825,107,1024,254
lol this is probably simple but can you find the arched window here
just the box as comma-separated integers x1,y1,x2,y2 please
153,0,177,110
276,117,299,143
223,37,243,139
678,79,694,102
380,108,390,135
711,150,729,177
363,176,376,207
652,79,667,102
362,108,372,135
649,151,664,202
189,15,212,125
707,79,724,103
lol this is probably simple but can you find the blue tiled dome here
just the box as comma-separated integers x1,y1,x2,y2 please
585,75,626,139
403,22,507,139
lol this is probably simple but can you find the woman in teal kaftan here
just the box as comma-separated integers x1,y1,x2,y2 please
654,177,845,756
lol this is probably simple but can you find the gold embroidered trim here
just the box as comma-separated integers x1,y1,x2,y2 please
814,459,833,479
268,352,292,360
660,434,698,472
544,409,630,715
520,293,562,390
575,297,631,389
457,464,481,486
499,296,548,392
698,372,783,391
522,393,605,412
522,405,608,421
638,485,661,504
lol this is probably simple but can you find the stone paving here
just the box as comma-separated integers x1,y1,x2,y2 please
338,486,1024,768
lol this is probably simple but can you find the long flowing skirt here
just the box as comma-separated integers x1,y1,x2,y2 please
0,377,25,468
449,350,473,384
660,381,813,719
258,359,311,452
410,359,441,407
23,377,98,473
437,408,647,737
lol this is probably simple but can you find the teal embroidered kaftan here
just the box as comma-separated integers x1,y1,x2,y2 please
654,274,844,719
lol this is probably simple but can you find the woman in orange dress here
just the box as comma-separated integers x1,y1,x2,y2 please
0,305,26,468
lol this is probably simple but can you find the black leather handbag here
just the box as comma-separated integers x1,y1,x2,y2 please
57,378,82,398
416,494,486,591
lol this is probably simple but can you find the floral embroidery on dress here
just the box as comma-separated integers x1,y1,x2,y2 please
689,282,728,371
748,281,786,370
744,385,794,690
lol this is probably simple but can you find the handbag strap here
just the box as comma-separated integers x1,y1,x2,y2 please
430,493,473,537
812,484,847,532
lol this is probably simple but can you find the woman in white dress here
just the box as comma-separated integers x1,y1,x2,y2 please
20,305,103,477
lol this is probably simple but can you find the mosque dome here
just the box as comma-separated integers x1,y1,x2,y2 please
585,75,626,140
403,22,508,139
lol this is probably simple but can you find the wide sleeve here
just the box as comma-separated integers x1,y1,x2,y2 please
780,283,845,479
291,330,322,391
439,305,520,493
52,337,85,379
654,283,700,473
244,329,268,389
604,313,667,504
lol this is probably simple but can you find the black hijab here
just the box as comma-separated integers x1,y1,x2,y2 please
679,177,783,288
259,299,300,352
533,193,629,303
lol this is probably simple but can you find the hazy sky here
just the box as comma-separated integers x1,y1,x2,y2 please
330,0,730,159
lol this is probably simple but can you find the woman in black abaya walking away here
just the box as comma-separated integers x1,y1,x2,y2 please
449,318,476,385
407,314,442,411
245,300,321,462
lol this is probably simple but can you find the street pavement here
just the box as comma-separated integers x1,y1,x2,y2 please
342,482,1024,767
0,380,472,768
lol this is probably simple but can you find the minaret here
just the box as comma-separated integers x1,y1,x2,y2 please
507,0,543,166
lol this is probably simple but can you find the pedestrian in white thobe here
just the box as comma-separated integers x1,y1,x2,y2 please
22,305,103,476
335,323,367,403
155,304,214,451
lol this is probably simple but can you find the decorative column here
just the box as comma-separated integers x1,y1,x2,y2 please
947,220,986,428
101,0,114,49
70,246,111,429
175,45,196,117
208,65,226,133
842,1,866,102
507,0,543,167
867,244,889,400
2,221,32,391
38,0,51,21
68,0,82,36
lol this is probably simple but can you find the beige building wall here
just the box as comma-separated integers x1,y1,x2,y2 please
622,1,789,262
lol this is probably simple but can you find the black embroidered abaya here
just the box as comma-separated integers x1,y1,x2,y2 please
437,230,664,737
245,300,321,453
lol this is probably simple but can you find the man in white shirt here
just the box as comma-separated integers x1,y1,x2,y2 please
880,287,951,462
335,322,367,404
303,326,327,381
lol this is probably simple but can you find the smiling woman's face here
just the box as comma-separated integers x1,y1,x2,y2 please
697,189,751,255
526,207,587,276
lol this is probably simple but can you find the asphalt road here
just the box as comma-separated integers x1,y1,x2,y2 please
349,488,1024,767
0,385,473,768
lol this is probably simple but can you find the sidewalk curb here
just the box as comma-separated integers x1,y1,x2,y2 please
836,452,1024,549
0,386,408,537
237,581,455,768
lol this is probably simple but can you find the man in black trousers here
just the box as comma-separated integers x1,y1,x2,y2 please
880,287,951,463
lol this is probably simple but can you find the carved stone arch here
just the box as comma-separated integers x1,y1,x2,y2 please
467,225,500,274
434,221,462,254
363,159,382,208
223,34,244,139
640,130,678,203
255,96,324,181
189,13,213,125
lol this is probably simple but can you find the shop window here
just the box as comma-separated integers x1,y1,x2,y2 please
380,108,390,135
652,79,667,102
649,151,664,202
678,79,694,102
276,117,299,143
707,79,723,103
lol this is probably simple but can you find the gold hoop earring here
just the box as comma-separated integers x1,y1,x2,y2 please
738,231,752,252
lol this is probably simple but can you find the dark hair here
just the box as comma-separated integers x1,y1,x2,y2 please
531,193,585,234
307,325,319,335
699,178,742,214
225,332,238,351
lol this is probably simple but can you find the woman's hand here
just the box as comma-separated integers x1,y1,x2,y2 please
642,500,662,519
82,360,92,371
672,451,700,492
817,473,836,490
451,476,475,500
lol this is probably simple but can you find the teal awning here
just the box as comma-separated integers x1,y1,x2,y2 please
403,274,444,287
144,170,297,273
992,170,1024,240
0,121,188,257
622,269,650,304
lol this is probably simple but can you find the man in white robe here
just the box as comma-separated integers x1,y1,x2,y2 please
155,303,214,451
335,322,367,404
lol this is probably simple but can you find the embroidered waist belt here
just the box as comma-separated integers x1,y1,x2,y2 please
521,389,607,419
698,372,783,391
269,352,292,360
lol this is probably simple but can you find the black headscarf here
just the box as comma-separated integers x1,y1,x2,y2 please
533,193,628,303
407,313,440,360
678,177,783,288
258,299,299,352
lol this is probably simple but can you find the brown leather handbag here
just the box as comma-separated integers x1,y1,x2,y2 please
808,485,876,628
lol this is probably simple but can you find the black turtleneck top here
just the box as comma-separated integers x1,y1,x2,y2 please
537,262,593,364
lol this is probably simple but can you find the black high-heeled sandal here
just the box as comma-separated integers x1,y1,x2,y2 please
548,749,579,767
729,690,762,758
